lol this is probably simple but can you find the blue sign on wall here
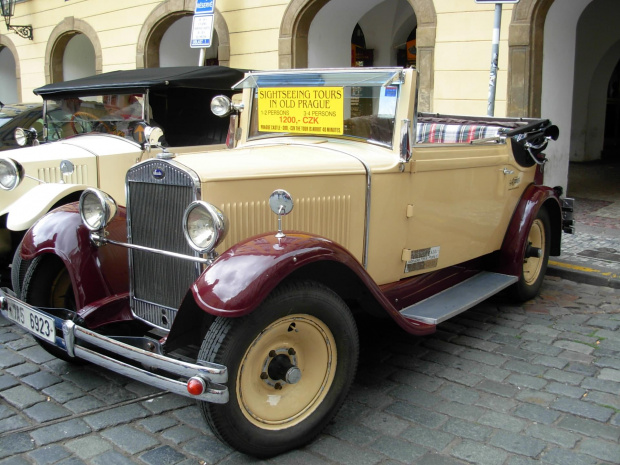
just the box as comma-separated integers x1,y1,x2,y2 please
191,0,215,48
195,0,215,15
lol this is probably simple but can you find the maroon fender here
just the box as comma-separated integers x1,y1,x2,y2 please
497,183,561,276
191,232,435,335
20,203,129,311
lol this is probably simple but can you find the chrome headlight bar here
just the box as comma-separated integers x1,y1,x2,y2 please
81,188,228,263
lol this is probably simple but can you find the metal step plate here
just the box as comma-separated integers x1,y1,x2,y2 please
400,271,518,325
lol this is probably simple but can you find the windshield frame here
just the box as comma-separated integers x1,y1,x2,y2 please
242,68,405,148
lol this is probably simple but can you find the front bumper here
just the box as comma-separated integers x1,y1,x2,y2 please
0,288,228,404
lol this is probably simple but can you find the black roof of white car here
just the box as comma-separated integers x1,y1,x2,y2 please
34,66,246,98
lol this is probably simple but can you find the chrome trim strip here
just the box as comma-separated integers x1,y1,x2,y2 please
92,233,210,264
233,67,405,90
63,321,226,383
0,291,228,404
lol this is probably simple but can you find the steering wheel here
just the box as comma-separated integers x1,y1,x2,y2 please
70,111,111,134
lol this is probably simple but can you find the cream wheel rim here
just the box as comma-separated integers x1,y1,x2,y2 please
236,314,337,430
523,218,545,285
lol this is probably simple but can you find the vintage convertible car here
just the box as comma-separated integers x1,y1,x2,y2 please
0,66,245,284
0,67,574,457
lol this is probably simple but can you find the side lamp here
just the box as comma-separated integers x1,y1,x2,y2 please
0,0,33,40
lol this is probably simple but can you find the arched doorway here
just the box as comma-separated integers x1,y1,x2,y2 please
508,0,620,192
159,16,220,67
137,0,230,68
279,0,436,112
0,40,19,103
45,17,102,84
63,34,96,81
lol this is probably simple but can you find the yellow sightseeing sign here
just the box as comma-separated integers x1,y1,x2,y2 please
257,87,344,135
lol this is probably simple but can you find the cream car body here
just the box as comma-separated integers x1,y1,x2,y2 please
2,67,572,458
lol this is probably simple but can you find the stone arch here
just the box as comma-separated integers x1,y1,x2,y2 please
279,0,437,112
44,17,102,84
136,0,231,68
507,0,555,117
0,36,21,102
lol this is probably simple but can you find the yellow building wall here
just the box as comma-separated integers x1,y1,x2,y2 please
11,0,162,98
433,0,515,116
220,2,288,70
5,0,515,118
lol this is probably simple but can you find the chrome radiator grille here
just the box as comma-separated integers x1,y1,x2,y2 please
126,160,200,331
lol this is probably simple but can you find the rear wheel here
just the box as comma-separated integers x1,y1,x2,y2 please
511,208,550,301
21,255,81,363
198,281,359,458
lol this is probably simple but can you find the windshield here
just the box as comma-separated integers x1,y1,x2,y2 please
0,105,27,128
244,69,403,147
45,93,147,141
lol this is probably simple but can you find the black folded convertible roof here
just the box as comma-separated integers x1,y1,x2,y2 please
34,66,246,98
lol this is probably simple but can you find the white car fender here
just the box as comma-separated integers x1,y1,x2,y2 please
6,183,87,232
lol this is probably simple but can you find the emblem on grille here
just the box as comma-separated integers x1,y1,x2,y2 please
152,168,165,180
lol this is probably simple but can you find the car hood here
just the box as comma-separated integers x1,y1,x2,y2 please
2,134,142,165
1,135,143,218
171,137,398,182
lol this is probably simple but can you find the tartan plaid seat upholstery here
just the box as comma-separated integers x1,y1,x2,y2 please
416,122,503,144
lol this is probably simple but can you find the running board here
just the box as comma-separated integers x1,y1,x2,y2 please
400,272,518,325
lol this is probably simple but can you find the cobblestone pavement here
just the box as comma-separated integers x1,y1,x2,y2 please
1,276,619,465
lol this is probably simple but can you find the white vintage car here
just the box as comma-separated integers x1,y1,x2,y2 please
1,67,573,457
0,66,245,283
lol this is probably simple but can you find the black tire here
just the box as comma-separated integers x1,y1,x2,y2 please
510,207,551,302
10,239,31,299
198,281,359,458
21,255,82,363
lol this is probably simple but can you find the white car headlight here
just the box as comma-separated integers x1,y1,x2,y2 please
14,127,37,147
79,188,117,231
0,158,24,191
183,201,228,253
210,95,233,117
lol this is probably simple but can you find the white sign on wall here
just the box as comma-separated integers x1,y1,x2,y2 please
190,0,215,48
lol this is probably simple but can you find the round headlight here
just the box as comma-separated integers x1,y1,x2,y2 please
14,127,37,147
79,188,117,231
210,95,233,117
0,158,24,191
183,201,228,253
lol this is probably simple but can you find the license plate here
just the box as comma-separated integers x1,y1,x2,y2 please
6,299,56,344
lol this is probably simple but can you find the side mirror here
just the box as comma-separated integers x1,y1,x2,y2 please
14,127,38,147
269,189,294,239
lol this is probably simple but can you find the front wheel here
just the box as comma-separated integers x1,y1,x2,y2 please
198,281,359,458
510,207,551,301
21,255,82,363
